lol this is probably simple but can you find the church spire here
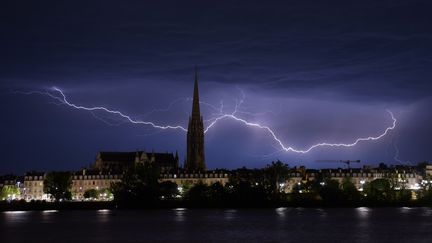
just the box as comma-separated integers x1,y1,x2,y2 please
192,66,201,117
186,66,206,172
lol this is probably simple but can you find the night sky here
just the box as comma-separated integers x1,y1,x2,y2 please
1,0,432,174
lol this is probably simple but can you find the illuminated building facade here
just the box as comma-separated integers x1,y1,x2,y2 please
159,172,229,187
23,172,48,201
71,169,121,200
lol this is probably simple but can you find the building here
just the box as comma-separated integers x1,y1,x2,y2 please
425,165,432,177
71,169,122,200
23,172,48,201
160,172,229,187
185,68,206,172
0,174,22,188
282,167,421,193
93,150,179,172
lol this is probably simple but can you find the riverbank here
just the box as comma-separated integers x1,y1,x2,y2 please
1,199,432,211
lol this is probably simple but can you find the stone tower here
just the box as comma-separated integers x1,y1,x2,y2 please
185,67,206,171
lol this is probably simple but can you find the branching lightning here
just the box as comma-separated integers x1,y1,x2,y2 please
204,109,396,153
393,137,412,165
18,88,188,132
16,87,397,154
53,87,188,131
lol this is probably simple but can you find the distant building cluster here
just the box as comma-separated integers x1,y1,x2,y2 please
282,166,425,194
1,164,431,201
15,149,179,201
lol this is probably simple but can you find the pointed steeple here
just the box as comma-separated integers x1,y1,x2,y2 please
192,66,201,118
186,66,206,172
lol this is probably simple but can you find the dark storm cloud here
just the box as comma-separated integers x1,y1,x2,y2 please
1,0,431,172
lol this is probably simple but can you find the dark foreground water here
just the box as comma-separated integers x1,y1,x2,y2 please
1,207,432,242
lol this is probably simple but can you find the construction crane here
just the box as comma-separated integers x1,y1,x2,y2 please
316,160,361,169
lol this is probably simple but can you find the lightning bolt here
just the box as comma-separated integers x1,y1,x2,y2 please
16,87,397,154
393,138,412,165
136,97,189,118
54,87,188,131
204,88,397,153
204,111,396,153
17,88,188,132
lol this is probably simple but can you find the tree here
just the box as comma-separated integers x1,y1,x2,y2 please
208,182,228,204
84,189,99,199
43,172,72,201
184,182,210,204
317,179,342,203
341,177,361,202
364,178,393,203
230,167,264,186
159,181,179,199
0,185,20,200
416,175,432,203
384,172,412,203
98,188,113,200
111,163,160,205
264,160,290,194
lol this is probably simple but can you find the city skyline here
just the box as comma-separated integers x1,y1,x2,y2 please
1,1,432,173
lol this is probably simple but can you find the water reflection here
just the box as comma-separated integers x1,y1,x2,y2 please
3,211,28,214
353,207,372,242
173,208,187,222
3,211,30,225
316,208,327,218
422,208,432,216
97,209,111,223
275,207,287,218
356,207,370,218
41,210,58,223
295,207,304,215
2,208,432,242
97,209,111,214
224,209,237,220
400,207,412,214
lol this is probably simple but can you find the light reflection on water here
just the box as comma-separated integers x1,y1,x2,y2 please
315,208,327,218
275,207,287,218
3,211,30,224
295,207,304,216
422,208,432,216
224,209,237,220
400,207,413,214
42,210,58,214
3,211,28,214
356,207,370,218
97,209,112,223
41,210,58,223
173,207,187,222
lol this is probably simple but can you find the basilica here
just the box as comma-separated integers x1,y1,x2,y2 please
90,67,207,173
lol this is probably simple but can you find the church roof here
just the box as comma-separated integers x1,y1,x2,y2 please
151,153,177,165
98,151,177,164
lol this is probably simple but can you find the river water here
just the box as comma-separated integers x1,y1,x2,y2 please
1,207,432,242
